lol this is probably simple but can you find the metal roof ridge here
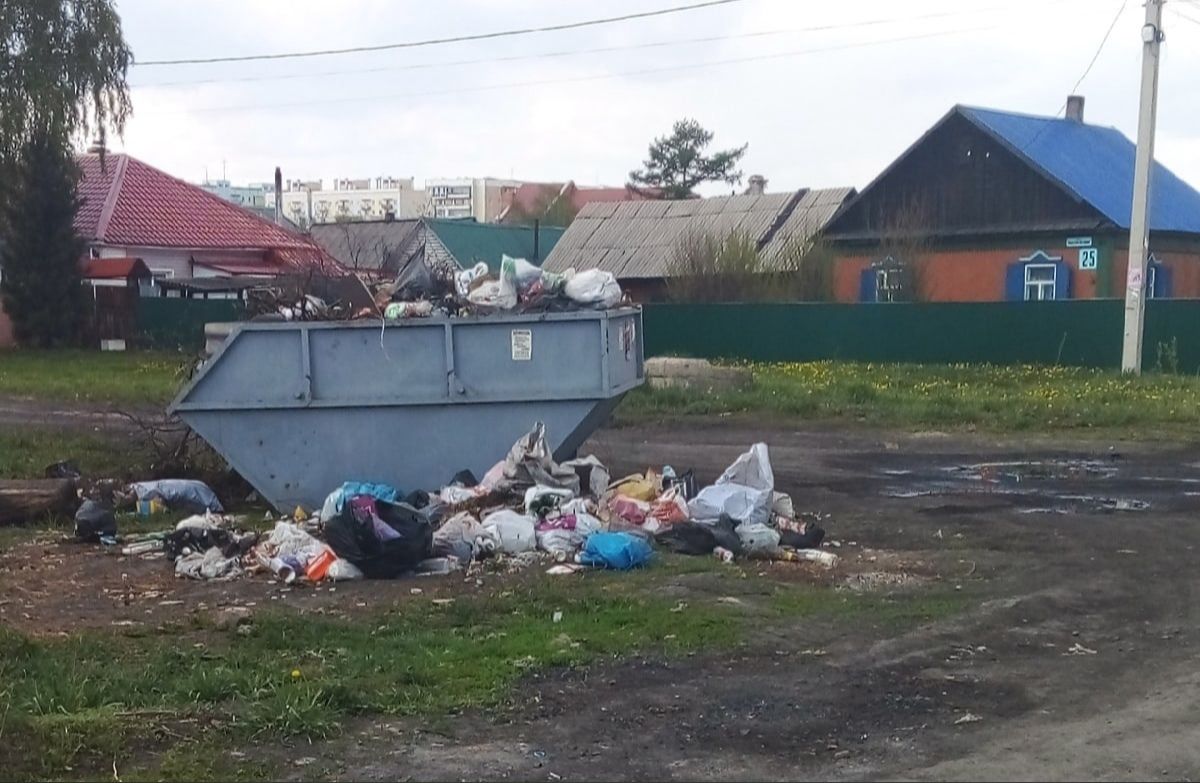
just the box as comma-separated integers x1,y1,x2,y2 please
93,154,129,242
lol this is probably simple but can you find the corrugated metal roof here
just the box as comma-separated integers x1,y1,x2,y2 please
309,219,421,273
959,106,1200,233
545,188,854,279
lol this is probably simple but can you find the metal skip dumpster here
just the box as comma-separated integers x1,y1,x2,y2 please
169,308,644,511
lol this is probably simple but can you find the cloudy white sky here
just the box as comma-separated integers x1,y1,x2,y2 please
112,0,1200,195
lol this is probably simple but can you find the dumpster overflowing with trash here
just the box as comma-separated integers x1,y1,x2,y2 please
94,424,835,584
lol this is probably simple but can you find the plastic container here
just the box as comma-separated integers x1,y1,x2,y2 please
305,547,337,581
137,498,167,516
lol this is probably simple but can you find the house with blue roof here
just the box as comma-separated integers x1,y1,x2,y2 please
824,97,1200,303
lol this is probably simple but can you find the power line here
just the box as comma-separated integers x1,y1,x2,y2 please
1015,0,1127,155
142,25,999,116
133,0,1081,89
134,0,744,67
1065,0,1128,98
1169,6,1200,25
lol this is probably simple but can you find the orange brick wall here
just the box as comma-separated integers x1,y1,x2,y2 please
1110,249,1200,298
834,241,1200,302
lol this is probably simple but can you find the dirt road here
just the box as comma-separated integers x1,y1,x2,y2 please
5,415,1200,780
328,422,1200,781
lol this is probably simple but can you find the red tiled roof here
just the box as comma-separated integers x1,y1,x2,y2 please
83,257,151,280
75,153,344,275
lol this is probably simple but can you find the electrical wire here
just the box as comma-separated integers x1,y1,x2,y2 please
132,0,1081,89
134,0,744,67
1169,5,1200,25
1064,0,1128,100
1012,0,1127,158
140,25,999,115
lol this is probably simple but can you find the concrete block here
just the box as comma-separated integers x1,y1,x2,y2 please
645,357,751,392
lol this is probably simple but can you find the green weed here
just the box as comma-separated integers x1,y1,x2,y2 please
620,360,1200,433
0,349,186,406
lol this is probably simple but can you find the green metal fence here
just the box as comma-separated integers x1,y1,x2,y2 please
642,300,1200,371
135,298,245,350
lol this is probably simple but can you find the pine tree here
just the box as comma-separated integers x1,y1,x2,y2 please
0,132,86,347
629,119,748,199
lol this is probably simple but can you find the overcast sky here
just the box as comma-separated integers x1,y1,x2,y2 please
112,0,1200,195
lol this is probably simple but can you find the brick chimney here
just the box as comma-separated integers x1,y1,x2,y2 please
1066,95,1085,122
745,174,767,195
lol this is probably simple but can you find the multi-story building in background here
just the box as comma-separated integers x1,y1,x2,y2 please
205,173,542,226
426,177,523,222
199,179,271,208
263,176,430,227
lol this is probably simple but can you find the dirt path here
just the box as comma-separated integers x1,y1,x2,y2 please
321,422,1200,781
5,418,1200,780
0,393,164,431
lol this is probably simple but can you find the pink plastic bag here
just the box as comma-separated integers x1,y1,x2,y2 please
609,495,649,525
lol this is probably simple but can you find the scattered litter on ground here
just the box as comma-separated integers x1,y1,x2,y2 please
52,418,845,598
954,712,983,725
1064,643,1098,656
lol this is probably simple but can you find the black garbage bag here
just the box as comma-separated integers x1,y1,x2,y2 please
163,526,255,559
325,496,433,579
74,500,116,542
654,522,717,556
711,514,744,555
780,524,826,550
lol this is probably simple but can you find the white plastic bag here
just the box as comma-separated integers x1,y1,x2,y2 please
564,269,622,307
434,511,499,561
524,485,575,516
482,509,537,553
468,278,517,310
689,443,775,525
455,261,489,298
771,491,795,519
561,455,611,499
736,522,781,554
326,559,365,581
501,254,543,288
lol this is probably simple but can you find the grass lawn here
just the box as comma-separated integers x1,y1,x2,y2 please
620,361,1200,433
0,558,968,781
0,428,155,480
0,349,188,407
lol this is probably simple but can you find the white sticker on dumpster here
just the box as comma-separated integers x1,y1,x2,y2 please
511,329,532,361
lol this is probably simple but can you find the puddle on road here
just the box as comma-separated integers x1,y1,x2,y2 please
947,459,1120,484
879,459,1154,514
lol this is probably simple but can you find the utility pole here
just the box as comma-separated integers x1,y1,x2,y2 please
1121,0,1166,373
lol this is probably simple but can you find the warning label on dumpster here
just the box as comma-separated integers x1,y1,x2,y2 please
511,329,532,361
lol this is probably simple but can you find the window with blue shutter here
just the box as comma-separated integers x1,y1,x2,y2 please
1005,263,1025,300
1007,251,1069,301
859,268,875,302
1147,257,1171,299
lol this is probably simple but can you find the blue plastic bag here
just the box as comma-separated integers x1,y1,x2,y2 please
579,532,653,571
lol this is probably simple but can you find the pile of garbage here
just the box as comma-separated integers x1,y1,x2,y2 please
258,256,625,322
80,424,835,584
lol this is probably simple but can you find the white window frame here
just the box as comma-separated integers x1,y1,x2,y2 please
1024,263,1057,301
149,268,175,279
875,267,905,302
